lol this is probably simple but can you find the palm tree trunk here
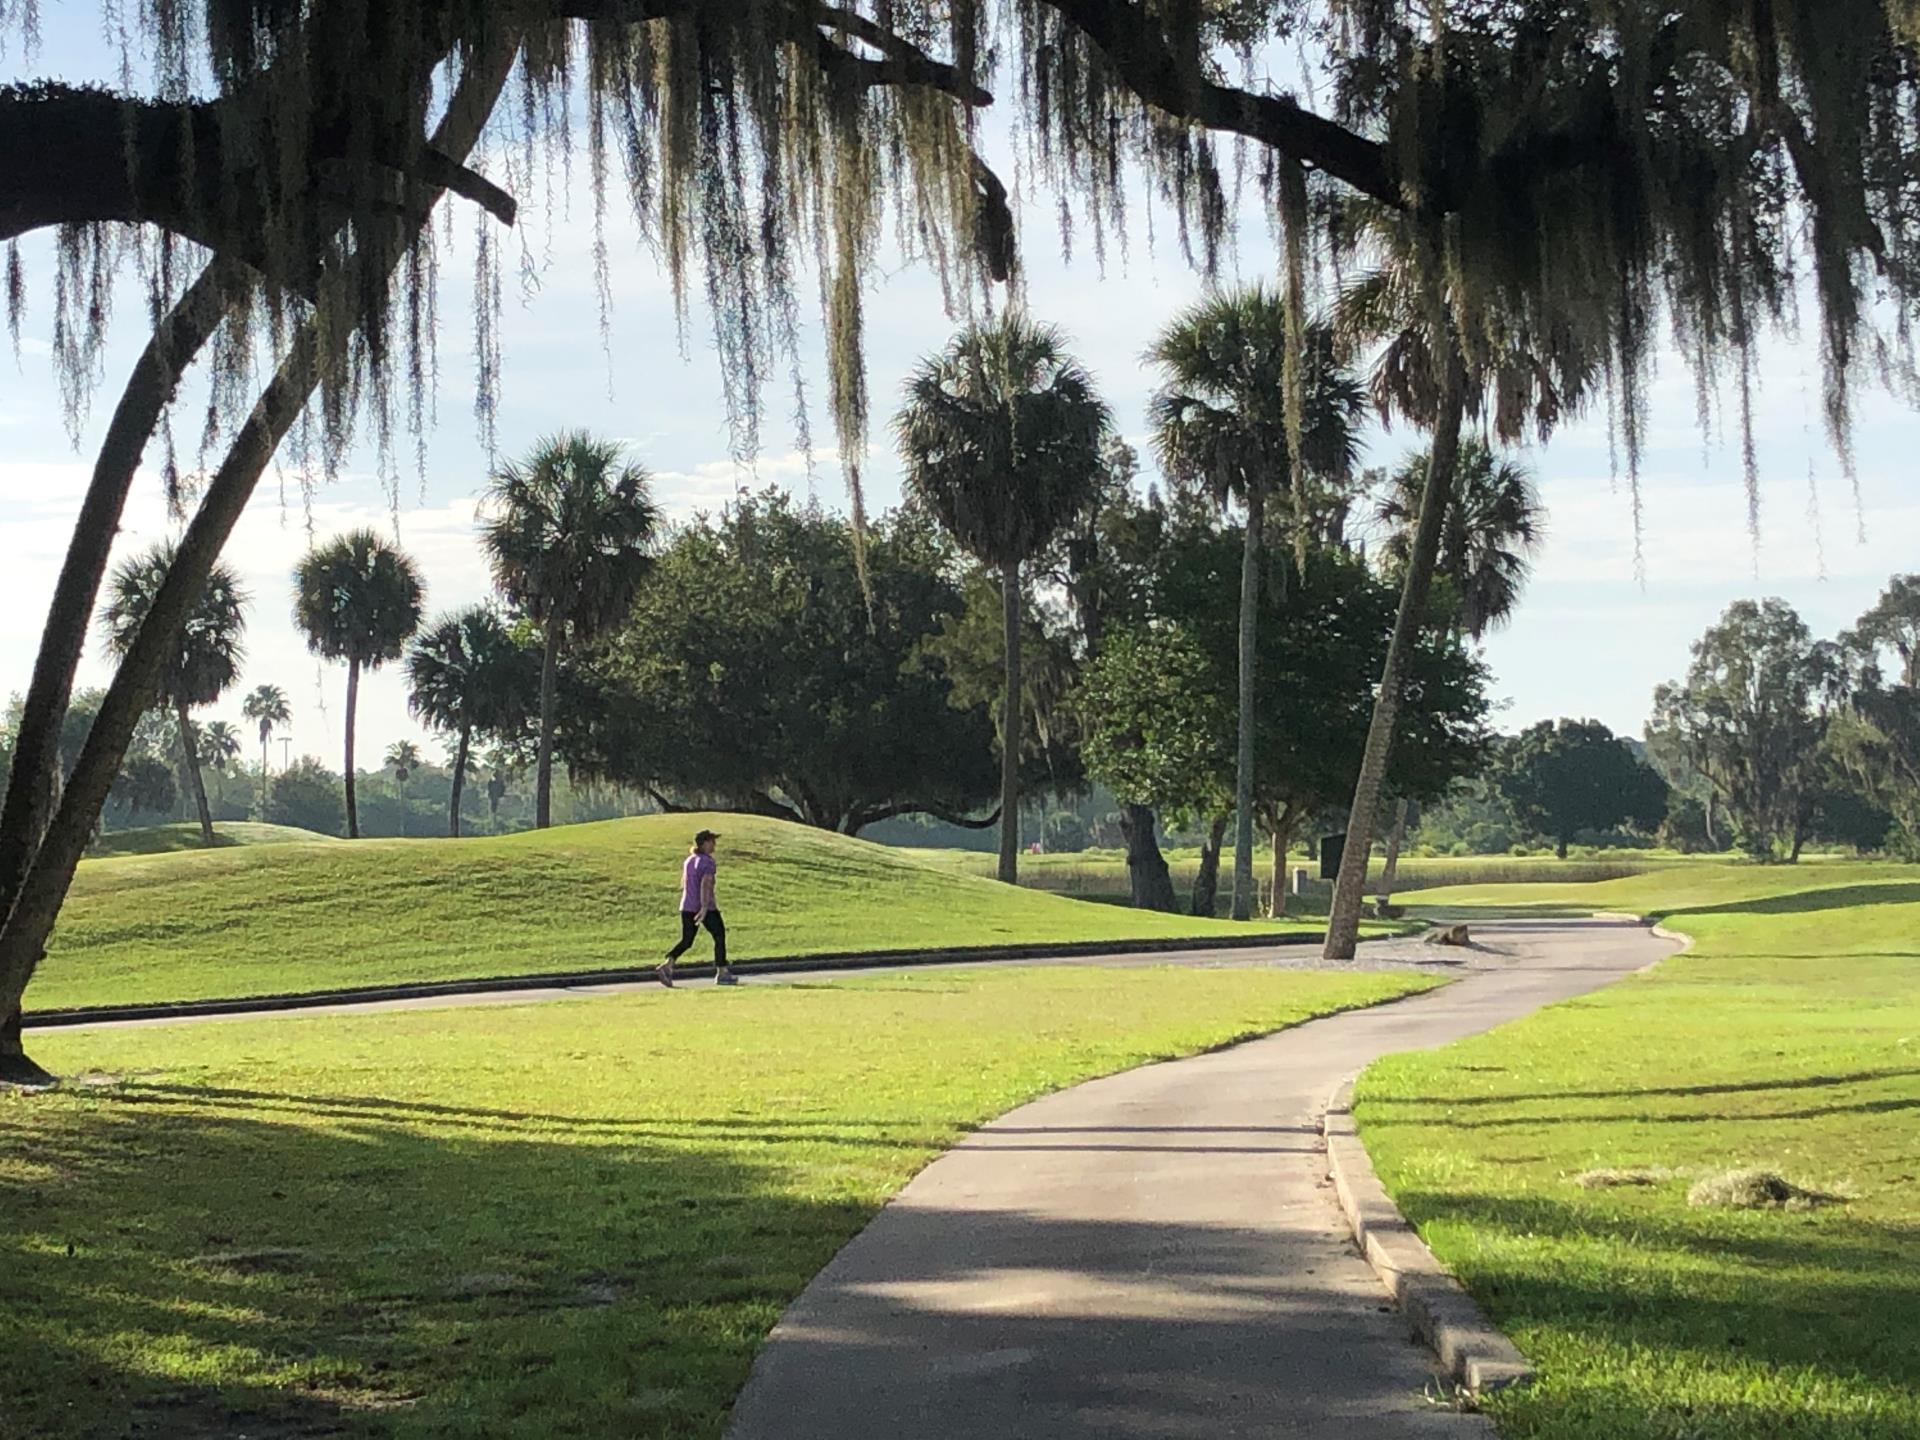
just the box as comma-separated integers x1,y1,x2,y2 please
0,29,523,1081
176,701,215,846
450,727,470,838
536,623,561,830
1191,814,1229,917
1231,487,1264,920
1119,802,1177,912
0,261,242,955
1325,358,1467,961
998,557,1022,885
1269,813,1296,919
1377,799,1410,902
343,660,362,839
259,732,270,818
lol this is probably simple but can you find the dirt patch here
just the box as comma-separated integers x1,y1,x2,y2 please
1575,1165,1681,1189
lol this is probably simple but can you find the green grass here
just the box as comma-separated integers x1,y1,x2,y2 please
1357,862,1920,1439
38,814,1325,1013
87,822,340,857
2,963,1438,1438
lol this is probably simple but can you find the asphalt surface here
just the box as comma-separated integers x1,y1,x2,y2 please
723,917,1678,1440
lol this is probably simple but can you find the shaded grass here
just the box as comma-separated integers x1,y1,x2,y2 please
1357,865,1920,1439
39,815,1323,1012
87,822,340,857
2,963,1437,1438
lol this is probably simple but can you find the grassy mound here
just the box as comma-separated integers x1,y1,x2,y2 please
1356,863,1920,1439
37,814,1319,1012
5,964,1437,1438
86,822,339,857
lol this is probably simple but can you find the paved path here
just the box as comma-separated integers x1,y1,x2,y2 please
725,918,1677,1440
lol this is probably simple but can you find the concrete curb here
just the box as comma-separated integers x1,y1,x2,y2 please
25,929,1337,1029
1322,1076,1535,1395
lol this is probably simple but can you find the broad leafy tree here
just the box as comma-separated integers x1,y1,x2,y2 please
293,531,425,839
482,433,660,830
100,544,248,849
240,684,291,817
1649,600,1841,860
896,314,1110,882
1150,302,1365,919
406,606,537,837
1497,719,1669,859
1833,576,1920,847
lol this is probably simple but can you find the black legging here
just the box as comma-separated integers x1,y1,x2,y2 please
667,909,727,965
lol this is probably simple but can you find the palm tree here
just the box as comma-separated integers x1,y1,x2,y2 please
406,605,534,837
241,683,290,817
1319,202,1594,958
385,740,422,836
481,433,660,829
896,313,1111,883
200,719,243,814
1375,441,1545,641
1148,296,1365,919
99,543,247,847
293,530,425,839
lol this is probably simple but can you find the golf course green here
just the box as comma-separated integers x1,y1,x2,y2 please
1361,863,1920,1439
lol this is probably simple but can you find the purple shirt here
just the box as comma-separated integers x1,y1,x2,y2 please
681,852,716,912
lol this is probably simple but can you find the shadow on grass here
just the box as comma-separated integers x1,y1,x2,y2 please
1656,881,1920,920
1364,1066,1920,1110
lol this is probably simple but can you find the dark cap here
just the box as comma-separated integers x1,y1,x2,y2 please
694,829,721,846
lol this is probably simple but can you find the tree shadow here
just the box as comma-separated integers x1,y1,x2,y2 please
1363,1066,1920,1110
1657,881,1920,920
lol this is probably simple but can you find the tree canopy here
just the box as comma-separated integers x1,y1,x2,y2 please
1496,718,1668,858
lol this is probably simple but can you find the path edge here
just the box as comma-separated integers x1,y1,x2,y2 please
26,929,1355,1029
1323,1075,1535,1395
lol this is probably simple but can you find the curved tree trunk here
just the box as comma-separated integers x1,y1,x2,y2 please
0,261,243,948
0,32,523,1081
998,557,1022,884
1377,798,1410,901
176,700,215,846
449,726,471,838
343,659,362,838
1231,487,1264,920
1119,802,1177,912
1325,358,1466,961
535,622,561,830
1191,814,1229,918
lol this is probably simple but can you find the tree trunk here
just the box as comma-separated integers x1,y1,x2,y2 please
1324,356,1466,961
176,700,215,846
1555,835,1569,861
1231,486,1264,921
1192,815,1228,918
258,734,270,818
343,659,361,838
1119,802,1177,912
0,262,242,937
449,726,470,838
998,556,1022,885
1269,813,1295,918
0,32,524,1071
536,622,561,830
1377,799,1410,901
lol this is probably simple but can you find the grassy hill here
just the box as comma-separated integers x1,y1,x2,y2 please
87,822,340,858
37,814,1320,1012
1358,860,1920,1438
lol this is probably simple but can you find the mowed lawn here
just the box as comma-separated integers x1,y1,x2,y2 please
37,815,1321,1012
1360,863,1920,1439
2,964,1437,1439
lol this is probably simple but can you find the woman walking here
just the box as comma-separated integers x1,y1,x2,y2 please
659,829,737,986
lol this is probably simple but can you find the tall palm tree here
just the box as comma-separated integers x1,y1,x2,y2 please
241,683,290,817
896,313,1111,883
406,605,535,837
99,543,247,848
200,719,243,814
1148,296,1365,919
293,530,425,839
482,433,660,829
1320,201,1595,958
385,740,422,836
1375,441,1545,640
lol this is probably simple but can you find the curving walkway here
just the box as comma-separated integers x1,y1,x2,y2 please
724,918,1678,1439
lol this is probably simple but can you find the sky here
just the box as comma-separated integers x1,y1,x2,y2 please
4,15,1916,775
